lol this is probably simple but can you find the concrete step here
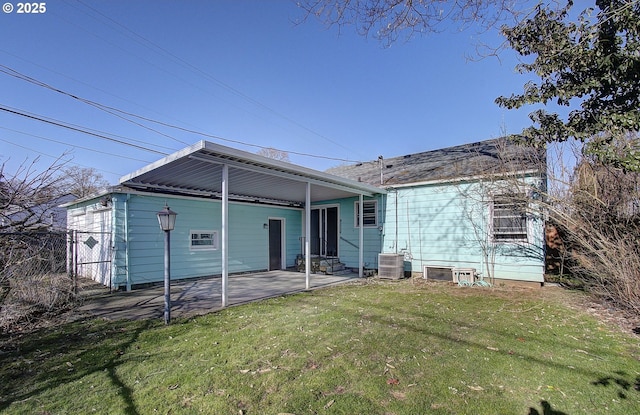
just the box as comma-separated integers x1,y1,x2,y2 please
296,255,347,274
318,258,345,274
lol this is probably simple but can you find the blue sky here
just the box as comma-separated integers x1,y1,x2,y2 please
0,0,538,185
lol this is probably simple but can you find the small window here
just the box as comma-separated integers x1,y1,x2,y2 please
492,196,527,242
190,230,218,250
355,200,378,227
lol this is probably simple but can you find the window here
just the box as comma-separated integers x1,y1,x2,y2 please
492,196,528,242
355,200,378,227
190,230,218,250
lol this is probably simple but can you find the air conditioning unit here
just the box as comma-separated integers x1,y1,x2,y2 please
378,253,405,279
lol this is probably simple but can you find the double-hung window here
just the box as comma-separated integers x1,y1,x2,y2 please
492,196,528,242
355,200,378,228
190,230,218,250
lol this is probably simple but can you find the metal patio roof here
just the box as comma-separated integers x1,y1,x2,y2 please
119,141,385,205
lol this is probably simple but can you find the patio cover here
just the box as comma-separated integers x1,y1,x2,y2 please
120,140,385,306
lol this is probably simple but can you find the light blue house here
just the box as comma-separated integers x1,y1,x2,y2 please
65,141,384,303
65,138,546,296
327,139,547,284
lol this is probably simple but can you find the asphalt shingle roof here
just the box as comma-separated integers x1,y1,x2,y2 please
326,138,545,187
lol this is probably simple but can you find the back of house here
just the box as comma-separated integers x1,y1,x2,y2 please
328,138,547,285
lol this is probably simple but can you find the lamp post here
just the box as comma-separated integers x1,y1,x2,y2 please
157,204,177,324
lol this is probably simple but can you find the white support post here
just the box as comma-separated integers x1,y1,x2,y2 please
359,193,364,278
305,182,311,290
221,164,229,307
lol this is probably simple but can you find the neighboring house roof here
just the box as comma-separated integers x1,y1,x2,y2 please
2,193,77,231
326,138,546,187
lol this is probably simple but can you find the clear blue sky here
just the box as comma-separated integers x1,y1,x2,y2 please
0,0,537,185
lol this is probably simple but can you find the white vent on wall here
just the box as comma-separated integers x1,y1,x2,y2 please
378,253,404,279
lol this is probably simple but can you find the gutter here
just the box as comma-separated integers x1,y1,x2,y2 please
385,169,543,190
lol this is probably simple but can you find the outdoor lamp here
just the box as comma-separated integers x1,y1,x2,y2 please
157,204,177,231
157,204,177,324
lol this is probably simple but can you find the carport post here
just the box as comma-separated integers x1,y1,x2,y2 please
221,164,229,307
305,181,311,290
359,193,364,278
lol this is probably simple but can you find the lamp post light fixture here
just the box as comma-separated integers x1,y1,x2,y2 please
157,204,177,324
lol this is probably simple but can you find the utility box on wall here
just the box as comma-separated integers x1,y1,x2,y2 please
377,253,405,279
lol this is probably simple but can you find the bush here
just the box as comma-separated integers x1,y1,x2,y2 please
0,273,76,332
557,158,640,314
0,232,74,333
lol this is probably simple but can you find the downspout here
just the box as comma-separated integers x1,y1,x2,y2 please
125,193,131,291
395,189,398,254
382,187,399,254
109,193,115,292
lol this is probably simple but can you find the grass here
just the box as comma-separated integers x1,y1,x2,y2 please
1,279,639,414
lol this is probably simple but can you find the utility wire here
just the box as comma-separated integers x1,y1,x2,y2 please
0,65,189,146
0,137,123,177
0,65,363,164
0,126,152,163
71,0,363,158
0,104,168,156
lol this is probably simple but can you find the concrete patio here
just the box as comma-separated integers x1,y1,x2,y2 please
78,270,360,321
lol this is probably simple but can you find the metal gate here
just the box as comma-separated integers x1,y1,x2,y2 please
69,230,112,287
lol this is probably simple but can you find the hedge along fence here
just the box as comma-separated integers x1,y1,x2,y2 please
0,232,74,331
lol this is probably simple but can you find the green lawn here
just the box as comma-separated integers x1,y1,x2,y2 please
1,280,639,414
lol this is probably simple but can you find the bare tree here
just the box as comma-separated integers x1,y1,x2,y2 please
257,147,291,163
556,139,640,313
453,137,546,285
297,0,526,46
61,166,109,199
0,157,67,231
1,157,75,331
469,136,640,314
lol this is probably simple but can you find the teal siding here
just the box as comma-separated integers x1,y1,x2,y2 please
382,178,545,282
111,194,128,288
69,177,545,287
123,195,303,287
313,196,383,269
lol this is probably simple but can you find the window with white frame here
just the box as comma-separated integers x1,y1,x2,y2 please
190,230,218,250
492,195,528,242
355,200,378,227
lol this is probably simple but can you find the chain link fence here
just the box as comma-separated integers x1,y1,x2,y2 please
0,231,73,331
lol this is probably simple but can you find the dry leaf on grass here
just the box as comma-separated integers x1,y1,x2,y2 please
391,391,406,400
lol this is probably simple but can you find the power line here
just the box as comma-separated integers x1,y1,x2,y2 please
0,104,168,156
70,0,364,158
0,126,153,163
0,137,123,177
0,65,364,164
0,47,196,135
0,65,190,147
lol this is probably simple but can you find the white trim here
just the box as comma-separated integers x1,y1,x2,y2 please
490,195,530,243
310,203,341,257
354,199,378,228
221,164,229,307
386,169,543,190
359,194,364,278
305,182,311,290
189,229,219,251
